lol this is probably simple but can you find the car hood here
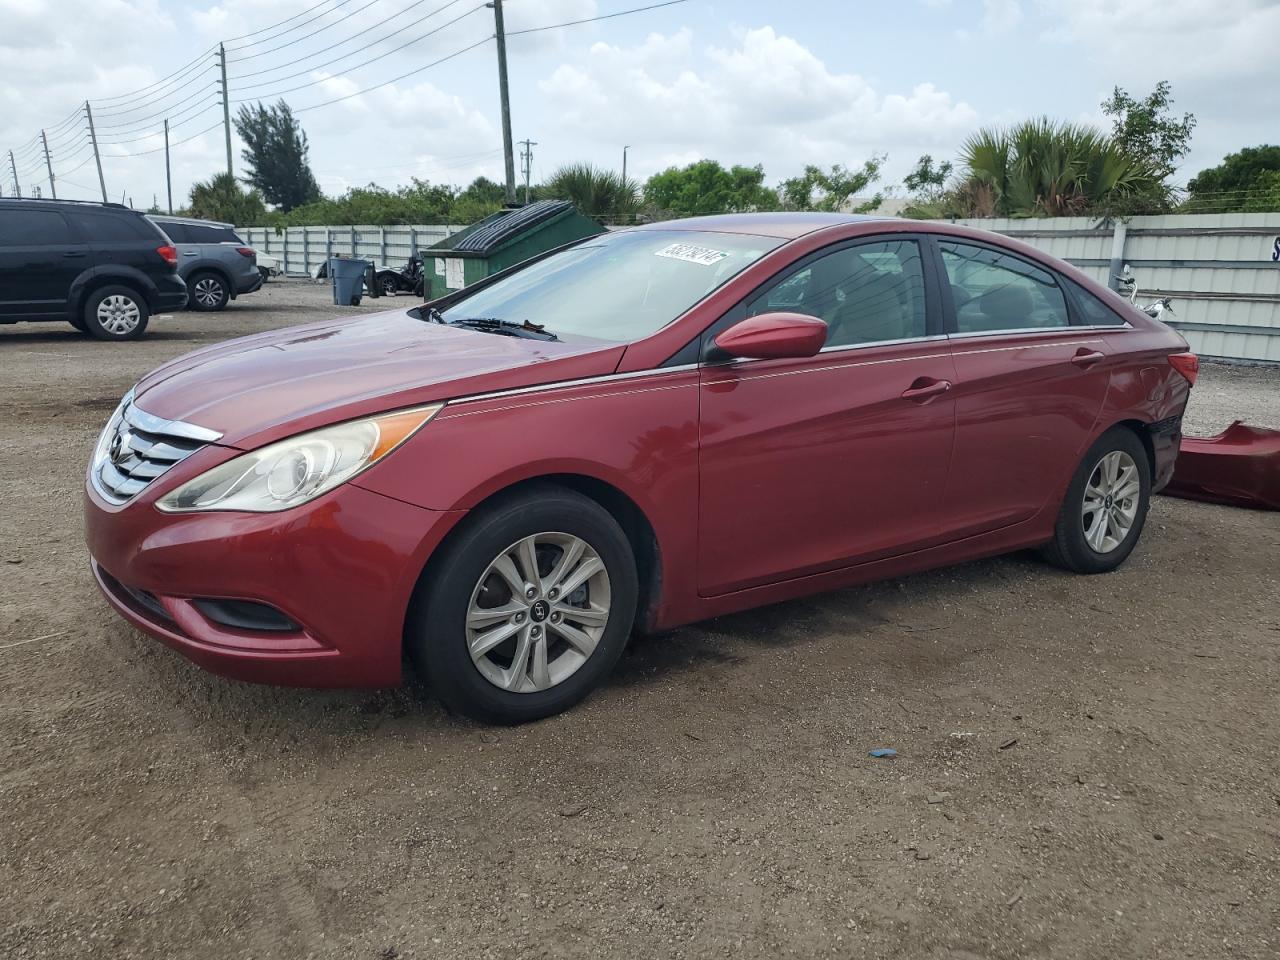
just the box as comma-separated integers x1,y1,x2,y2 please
133,309,625,449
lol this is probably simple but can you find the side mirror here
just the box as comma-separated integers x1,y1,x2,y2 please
712,312,828,361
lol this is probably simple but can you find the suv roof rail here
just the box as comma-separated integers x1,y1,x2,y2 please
0,197,132,210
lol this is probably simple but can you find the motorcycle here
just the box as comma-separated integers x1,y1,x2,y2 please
374,255,426,298
1114,264,1173,321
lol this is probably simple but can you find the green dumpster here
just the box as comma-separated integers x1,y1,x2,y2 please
424,200,605,300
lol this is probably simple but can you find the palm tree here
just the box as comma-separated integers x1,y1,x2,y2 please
959,118,1164,217
542,163,639,220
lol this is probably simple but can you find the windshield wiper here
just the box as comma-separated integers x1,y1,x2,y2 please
422,305,446,324
446,317,559,341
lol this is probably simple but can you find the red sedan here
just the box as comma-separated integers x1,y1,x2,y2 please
85,214,1197,723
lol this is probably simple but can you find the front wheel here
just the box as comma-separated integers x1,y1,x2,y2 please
378,273,399,297
407,485,638,724
1042,427,1151,574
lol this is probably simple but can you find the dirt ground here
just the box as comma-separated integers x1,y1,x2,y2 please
2,283,1278,960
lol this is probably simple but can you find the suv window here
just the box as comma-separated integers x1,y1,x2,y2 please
179,222,240,243
940,241,1070,333
749,239,928,347
156,221,190,243
0,209,73,245
1065,278,1128,326
67,211,158,243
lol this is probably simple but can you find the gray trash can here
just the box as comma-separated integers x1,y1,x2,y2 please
329,257,369,306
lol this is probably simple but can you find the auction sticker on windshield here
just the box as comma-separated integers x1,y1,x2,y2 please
655,242,729,266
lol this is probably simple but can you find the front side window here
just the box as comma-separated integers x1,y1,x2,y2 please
439,230,782,342
940,241,1070,333
748,239,928,347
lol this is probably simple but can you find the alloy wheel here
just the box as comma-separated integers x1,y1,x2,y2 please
96,295,141,335
1081,450,1140,554
466,532,611,693
194,278,224,308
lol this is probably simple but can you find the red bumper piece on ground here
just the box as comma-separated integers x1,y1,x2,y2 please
1163,421,1280,511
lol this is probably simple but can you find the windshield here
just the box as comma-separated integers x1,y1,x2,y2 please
438,230,782,342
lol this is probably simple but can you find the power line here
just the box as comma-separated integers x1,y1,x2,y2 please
292,35,491,112
91,50,219,106
506,0,690,37
224,0,357,50
232,3,486,97
103,120,226,158
228,0,466,82
225,0,385,62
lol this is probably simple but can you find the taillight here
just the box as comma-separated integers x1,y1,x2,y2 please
156,245,177,267
1169,351,1199,386
235,247,255,259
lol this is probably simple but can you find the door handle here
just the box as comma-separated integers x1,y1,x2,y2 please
63,251,86,258
181,251,198,257
901,377,952,401
1071,349,1106,368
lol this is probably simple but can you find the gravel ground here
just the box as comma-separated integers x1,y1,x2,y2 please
2,283,1278,960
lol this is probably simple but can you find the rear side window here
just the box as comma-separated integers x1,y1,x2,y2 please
156,221,190,243
68,211,157,242
749,239,928,347
0,209,72,245
183,222,240,243
1065,278,1128,326
940,241,1070,333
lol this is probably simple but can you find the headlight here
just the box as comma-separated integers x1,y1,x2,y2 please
156,404,442,513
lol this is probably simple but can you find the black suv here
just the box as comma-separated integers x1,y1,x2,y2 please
0,198,187,340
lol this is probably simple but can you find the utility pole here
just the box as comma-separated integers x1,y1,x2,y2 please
518,138,536,205
8,149,20,197
41,129,56,200
85,101,107,202
164,119,173,214
622,145,630,185
489,0,516,204
218,43,233,176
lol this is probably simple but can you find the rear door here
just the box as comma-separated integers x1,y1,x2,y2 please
697,236,958,596
0,207,82,318
936,238,1113,535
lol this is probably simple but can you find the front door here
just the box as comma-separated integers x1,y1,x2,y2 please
935,239,1113,535
697,237,958,597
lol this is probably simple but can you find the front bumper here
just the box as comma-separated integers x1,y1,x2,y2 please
85,480,464,687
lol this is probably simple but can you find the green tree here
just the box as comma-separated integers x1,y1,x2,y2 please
778,159,884,212
900,154,954,218
1101,81,1195,184
188,172,267,224
957,118,1163,217
542,163,638,219
1186,145,1280,211
234,99,322,212
643,160,776,217
452,176,508,222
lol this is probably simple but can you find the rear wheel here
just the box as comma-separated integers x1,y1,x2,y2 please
1042,427,1151,574
83,285,149,341
188,272,229,311
68,316,87,333
407,486,638,724
379,272,399,297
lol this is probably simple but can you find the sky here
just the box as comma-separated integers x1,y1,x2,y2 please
1,0,1277,210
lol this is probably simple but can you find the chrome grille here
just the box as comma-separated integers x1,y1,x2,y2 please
92,394,222,505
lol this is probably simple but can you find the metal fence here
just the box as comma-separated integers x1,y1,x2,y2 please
932,213,1280,363
237,224,468,277
242,214,1280,363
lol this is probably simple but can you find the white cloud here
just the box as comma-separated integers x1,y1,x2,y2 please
538,26,979,183
983,0,1022,33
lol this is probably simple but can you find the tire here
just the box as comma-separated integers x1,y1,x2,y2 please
407,485,639,724
258,267,272,283
378,273,399,297
83,285,149,341
68,316,87,333
1041,426,1151,574
187,272,230,311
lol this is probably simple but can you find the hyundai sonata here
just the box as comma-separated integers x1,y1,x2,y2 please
85,214,1197,723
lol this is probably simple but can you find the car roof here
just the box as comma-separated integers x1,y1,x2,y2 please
148,214,236,228
630,212,891,239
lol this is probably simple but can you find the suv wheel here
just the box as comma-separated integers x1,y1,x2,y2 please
188,272,229,311
379,273,399,297
84,286,149,341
